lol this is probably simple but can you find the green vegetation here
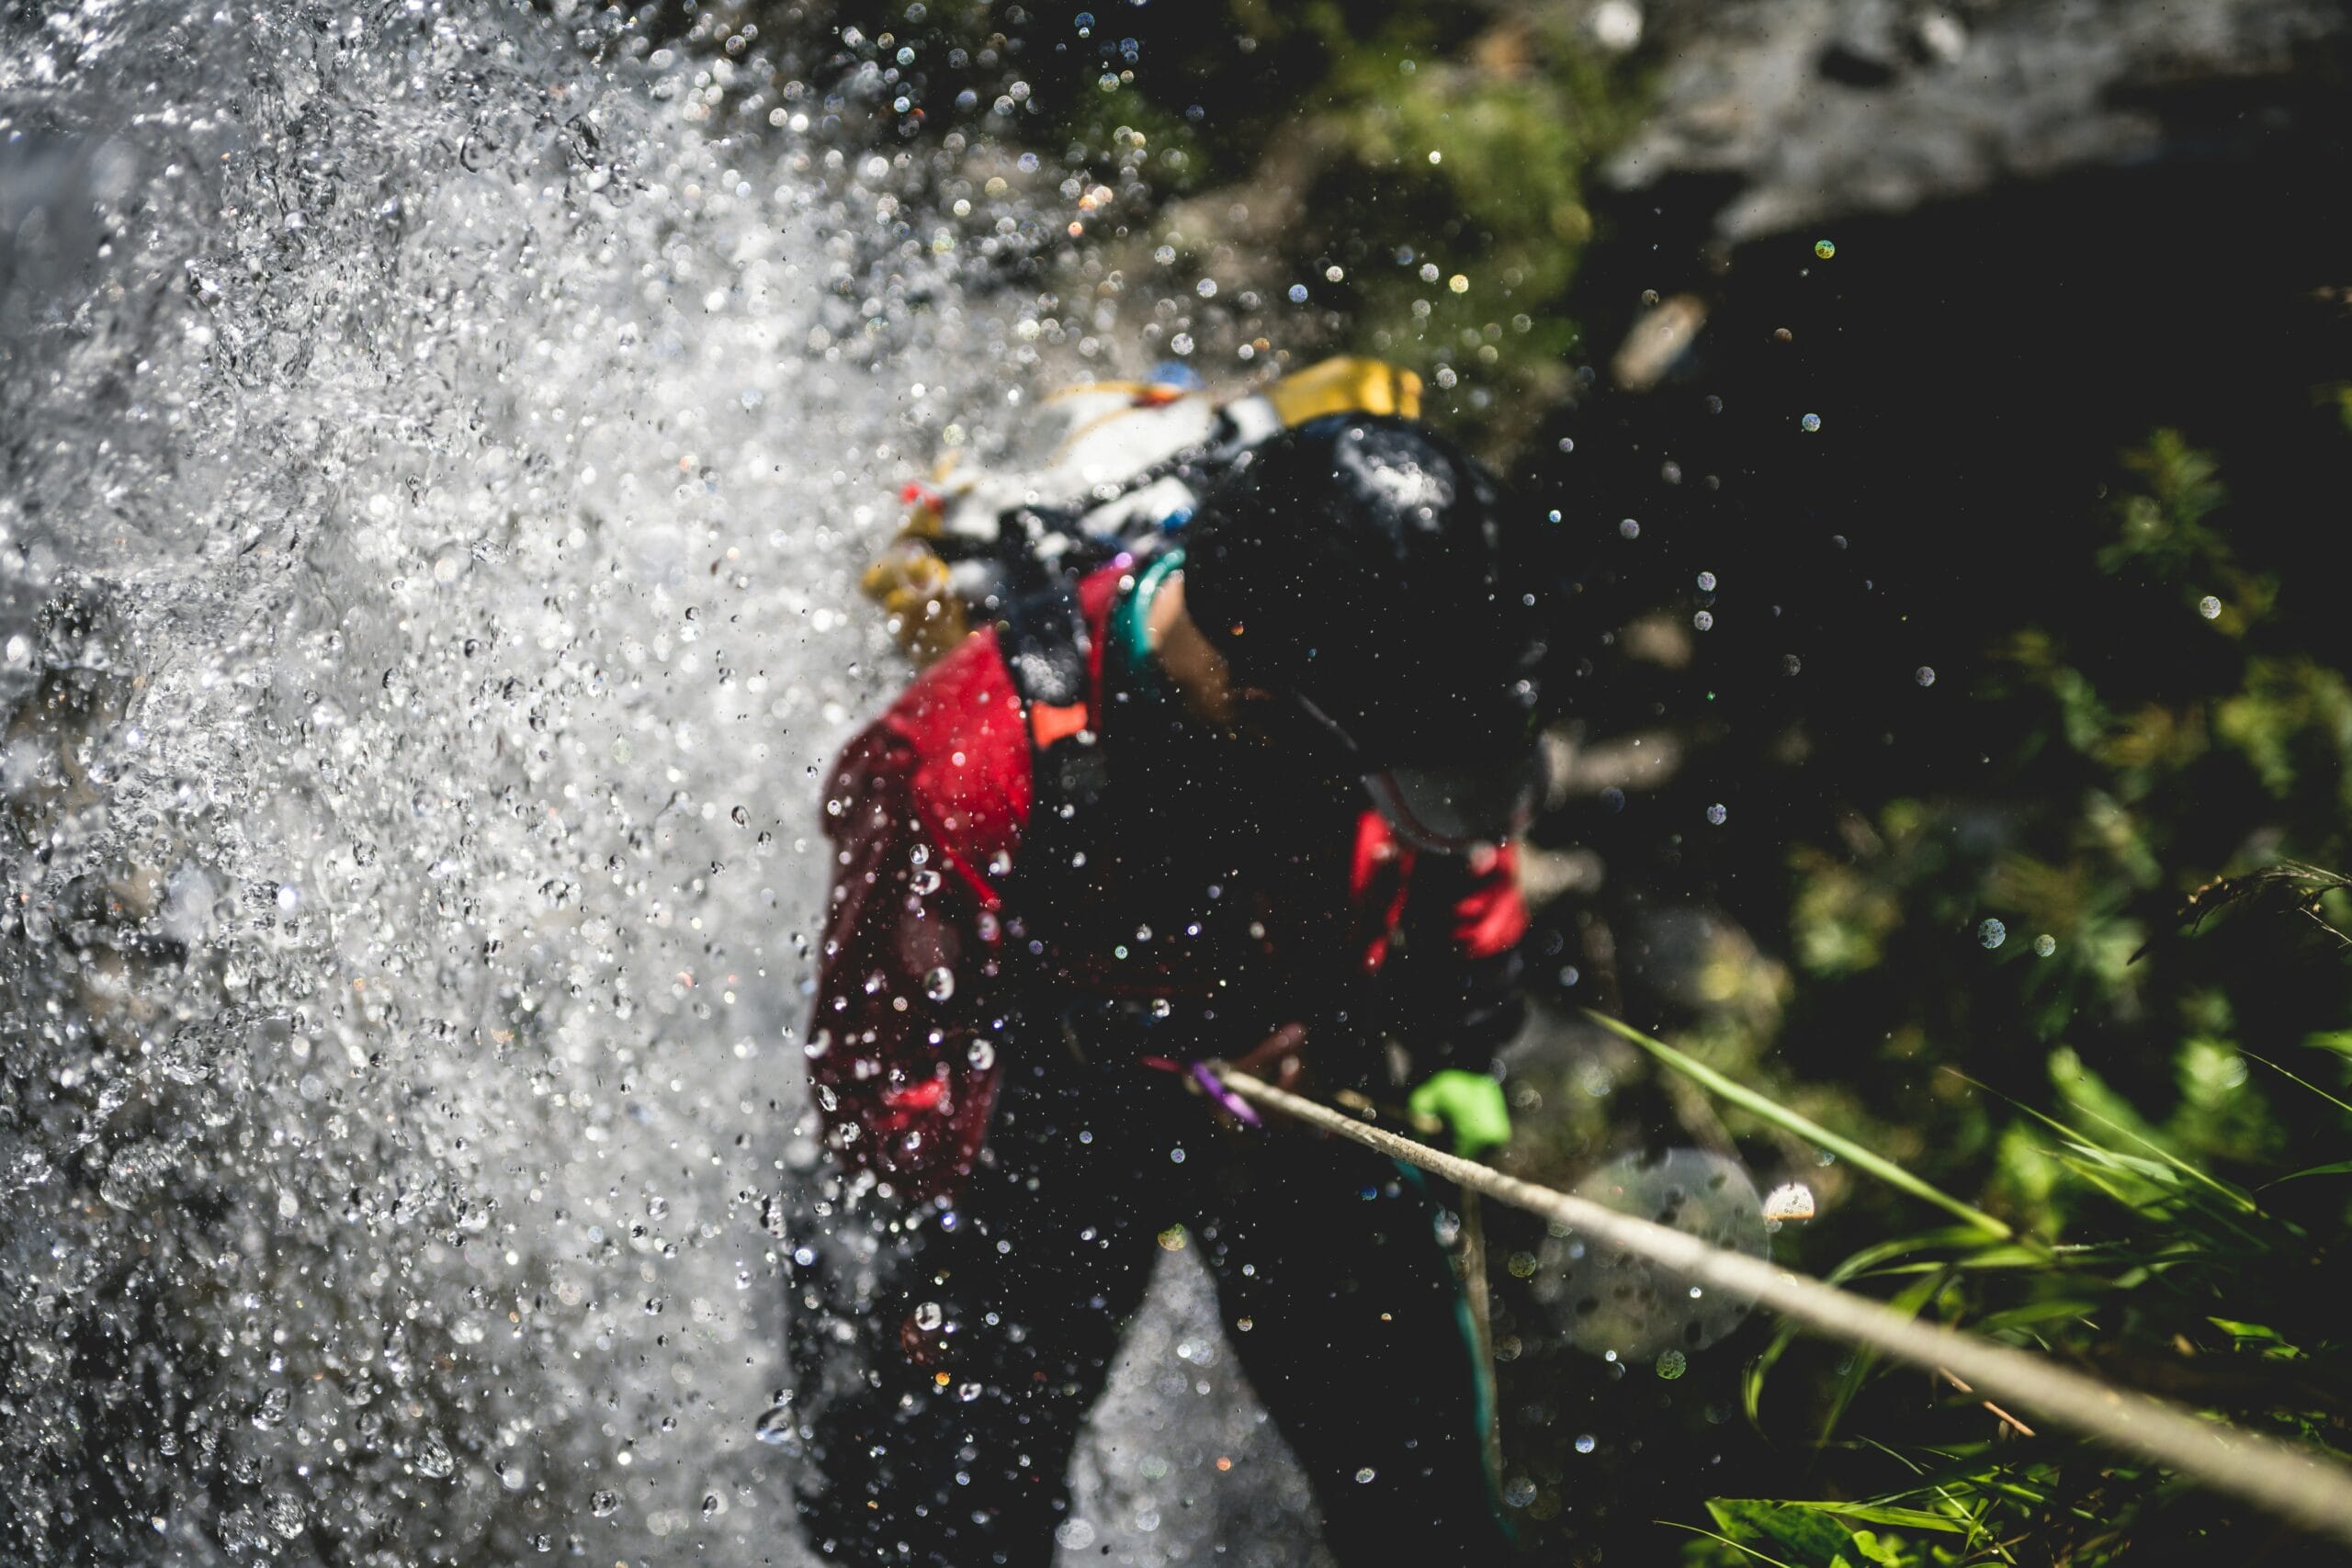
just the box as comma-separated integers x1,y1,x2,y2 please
1646,431,2352,1562
655,0,1649,442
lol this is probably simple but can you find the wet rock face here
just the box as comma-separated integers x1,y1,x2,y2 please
1610,0,2350,239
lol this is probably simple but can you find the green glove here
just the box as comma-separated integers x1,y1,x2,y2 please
1408,1069,1512,1161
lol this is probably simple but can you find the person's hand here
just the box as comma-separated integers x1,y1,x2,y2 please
1215,1022,1307,1127
1408,1069,1512,1161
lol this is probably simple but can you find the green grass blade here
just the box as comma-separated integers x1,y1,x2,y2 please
2269,1160,2352,1184
1584,1010,2017,1241
1660,1521,1802,1568
1774,1501,1968,1535
2242,1050,2352,1119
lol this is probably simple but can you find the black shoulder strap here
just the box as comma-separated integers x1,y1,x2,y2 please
994,585,1110,820
995,581,1090,710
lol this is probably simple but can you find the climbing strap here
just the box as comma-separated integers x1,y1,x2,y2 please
1212,1066,2352,1550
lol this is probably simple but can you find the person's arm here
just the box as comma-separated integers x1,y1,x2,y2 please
806,723,999,1203
1389,841,1529,1156
1390,840,1529,1066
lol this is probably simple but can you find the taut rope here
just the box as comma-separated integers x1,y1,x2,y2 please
1213,1067,2352,1548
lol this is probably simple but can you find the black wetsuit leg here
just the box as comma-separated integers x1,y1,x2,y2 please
1196,1130,1509,1567
791,1050,1178,1567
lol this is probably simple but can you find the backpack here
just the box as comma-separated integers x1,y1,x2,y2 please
861,356,1423,667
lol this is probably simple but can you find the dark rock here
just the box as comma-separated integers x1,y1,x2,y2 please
1611,0,2349,241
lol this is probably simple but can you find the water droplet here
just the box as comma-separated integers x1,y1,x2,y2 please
1800,412,1822,433
1978,918,2007,950
1655,1348,1688,1380
967,1038,996,1069
1502,1476,1538,1506
2034,933,2057,958
1574,1434,1597,1455
1916,665,1938,687
914,1301,944,1332
1618,518,1641,539
2199,595,2222,620
1354,1466,1377,1483
754,1404,796,1447
1691,610,1713,631
1814,239,1837,259
590,1489,620,1518
416,1432,455,1478
1696,571,1717,591
1704,803,1728,826
1762,1183,1815,1223
923,966,955,1002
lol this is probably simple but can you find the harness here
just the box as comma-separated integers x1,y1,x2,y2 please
985,559,1408,1080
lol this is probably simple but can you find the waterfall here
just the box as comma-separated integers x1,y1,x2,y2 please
2,3,1317,1562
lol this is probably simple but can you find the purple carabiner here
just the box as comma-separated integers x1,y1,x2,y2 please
1192,1060,1263,1128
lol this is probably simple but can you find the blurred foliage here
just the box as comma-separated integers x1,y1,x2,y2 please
1656,430,2352,1564
599,0,1648,444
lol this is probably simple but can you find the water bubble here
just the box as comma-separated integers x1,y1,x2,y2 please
2199,595,2222,620
754,1404,796,1447
1761,1182,1815,1223
1354,1466,1377,1483
1916,665,1938,687
416,1432,456,1479
1696,570,1717,591
1692,610,1714,631
2034,933,2057,958
924,966,956,1002
1574,1434,1597,1455
913,1301,945,1332
1287,284,1309,303
1502,1476,1538,1506
1815,239,1837,259
1655,1348,1688,1380
1705,803,1728,825
1978,918,2007,950
1800,412,1822,433
590,1490,620,1518
1619,518,1641,539
1536,1149,1765,1357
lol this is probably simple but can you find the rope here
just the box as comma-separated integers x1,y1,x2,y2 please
1213,1068,2352,1549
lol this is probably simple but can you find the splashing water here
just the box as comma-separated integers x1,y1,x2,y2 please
1,5,1309,1562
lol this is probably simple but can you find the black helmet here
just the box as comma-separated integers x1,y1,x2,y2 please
1183,414,1549,852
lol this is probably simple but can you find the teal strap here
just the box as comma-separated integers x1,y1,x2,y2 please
1108,547,1186,697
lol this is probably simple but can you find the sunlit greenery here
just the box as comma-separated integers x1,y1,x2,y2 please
1659,431,2352,1564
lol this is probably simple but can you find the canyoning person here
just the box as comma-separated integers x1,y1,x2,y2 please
786,412,1550,1566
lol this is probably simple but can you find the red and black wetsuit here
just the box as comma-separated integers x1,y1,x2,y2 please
788,558,1527,1566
